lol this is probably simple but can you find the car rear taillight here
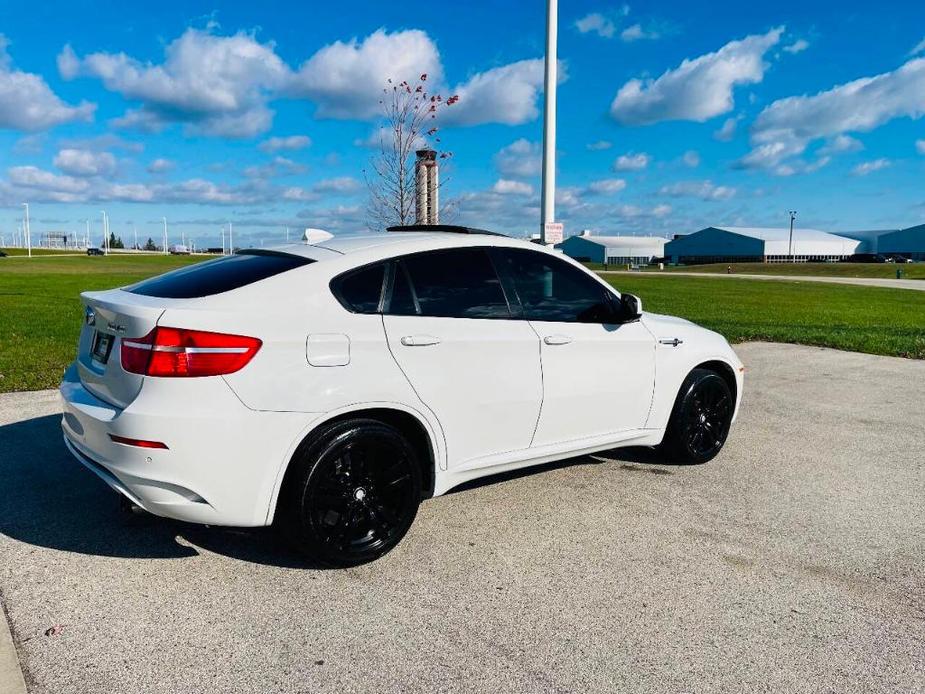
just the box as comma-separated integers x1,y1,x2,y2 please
121,327,262,377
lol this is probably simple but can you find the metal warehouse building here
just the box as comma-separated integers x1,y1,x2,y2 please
877,224,925,260
557,232,666,265
664,226,861,264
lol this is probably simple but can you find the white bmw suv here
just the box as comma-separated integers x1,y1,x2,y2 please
61,225,743,566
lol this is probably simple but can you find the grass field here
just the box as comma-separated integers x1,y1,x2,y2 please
1,254,924,393
584,261,925,279
605,274,925,360
0,254,202,392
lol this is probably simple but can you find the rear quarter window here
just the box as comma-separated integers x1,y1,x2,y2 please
331,263,386,314
127,251,313,299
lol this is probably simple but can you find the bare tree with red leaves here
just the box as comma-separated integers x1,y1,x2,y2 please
365,74,458,230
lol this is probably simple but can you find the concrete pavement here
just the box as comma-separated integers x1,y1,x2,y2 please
0,596,27,694
0,343,923,693
601,269,925,291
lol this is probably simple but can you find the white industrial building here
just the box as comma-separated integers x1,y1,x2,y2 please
665,226,861,264
557,232,667,265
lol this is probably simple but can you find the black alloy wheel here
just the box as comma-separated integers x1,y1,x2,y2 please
280,419,422,567
660,368,734,464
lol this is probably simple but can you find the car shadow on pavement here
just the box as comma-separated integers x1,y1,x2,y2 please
0,414,332,570
449,445,680,494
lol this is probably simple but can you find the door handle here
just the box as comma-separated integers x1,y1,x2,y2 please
400,335,441,347
543,334,573,346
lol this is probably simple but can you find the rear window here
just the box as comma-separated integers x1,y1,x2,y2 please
127,251,313,299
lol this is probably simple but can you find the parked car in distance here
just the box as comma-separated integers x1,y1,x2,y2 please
0,249,7,257
169,244,191,255
87,247,105,256
60,225,744,567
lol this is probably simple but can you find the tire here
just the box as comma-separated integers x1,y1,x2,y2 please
659,368,734,465
278,418,422,567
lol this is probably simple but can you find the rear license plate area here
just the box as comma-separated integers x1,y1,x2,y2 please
91,331,114,364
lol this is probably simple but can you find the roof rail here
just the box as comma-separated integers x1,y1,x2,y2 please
386,224,506,237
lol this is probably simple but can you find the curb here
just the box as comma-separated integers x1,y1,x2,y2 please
0,598,27,694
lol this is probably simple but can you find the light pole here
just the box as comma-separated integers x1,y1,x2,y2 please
286,226,289,243
788,210,797,262
539,0,558,245
100,210,109,254
229,222,233,255
21,203,31,257
162,217,168,255
85,219,90,249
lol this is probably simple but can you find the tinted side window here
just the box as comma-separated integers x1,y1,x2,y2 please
496,248,614,323
334,264,385,314
386,263,418,316
127,251,313,299
397,249,510,319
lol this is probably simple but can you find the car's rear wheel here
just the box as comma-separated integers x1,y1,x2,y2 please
660,368,733,464
279,419,422,567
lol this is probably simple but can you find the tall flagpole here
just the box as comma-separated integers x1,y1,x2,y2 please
539,0,557,244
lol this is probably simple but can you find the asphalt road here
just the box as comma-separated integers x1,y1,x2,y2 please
600,270,925,291
0,342,923,693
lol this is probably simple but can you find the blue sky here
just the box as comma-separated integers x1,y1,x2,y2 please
0,0,924,248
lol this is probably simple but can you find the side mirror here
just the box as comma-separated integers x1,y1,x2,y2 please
620,293,643,321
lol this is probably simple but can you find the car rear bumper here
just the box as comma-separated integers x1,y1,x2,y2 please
59,362,316,527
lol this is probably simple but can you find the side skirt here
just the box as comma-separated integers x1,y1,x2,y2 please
433,428,666,496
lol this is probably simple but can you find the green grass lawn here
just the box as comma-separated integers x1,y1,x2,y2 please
585,261,925,279
1,254,923,393
0,254,203,392
604,274,925,360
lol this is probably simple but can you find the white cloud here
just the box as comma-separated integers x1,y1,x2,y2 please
353,126,426,150
555,187,583,208
782,39,810,55
586,178,626,195
682,150,700,167
620,24,659,42
910,36,925,56
8,165,90,199
851,158,890,176
613,152,650,170
494,139,542,178
658,180,736,200
313,176,361,193
492,179,533,195
243,156,306,178
744,57,925,171
60,28,289,137
61,133,143,153
586,140,613,151
818,134,863,155
652,204,672,218
442,59,560,127
575,13,615,39
0,36,94,131
0,164,319,206
53,148,116,176
714,116,740,141
147,158,175,173
259,135,311,152
916,139,925,155
290,28,552,127
610,27,783,125
289,29,442,120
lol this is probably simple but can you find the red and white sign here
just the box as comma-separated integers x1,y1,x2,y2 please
544,222,564,245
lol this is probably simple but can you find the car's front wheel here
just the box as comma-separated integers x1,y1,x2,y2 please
660,368,734,464
279,419,422,567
